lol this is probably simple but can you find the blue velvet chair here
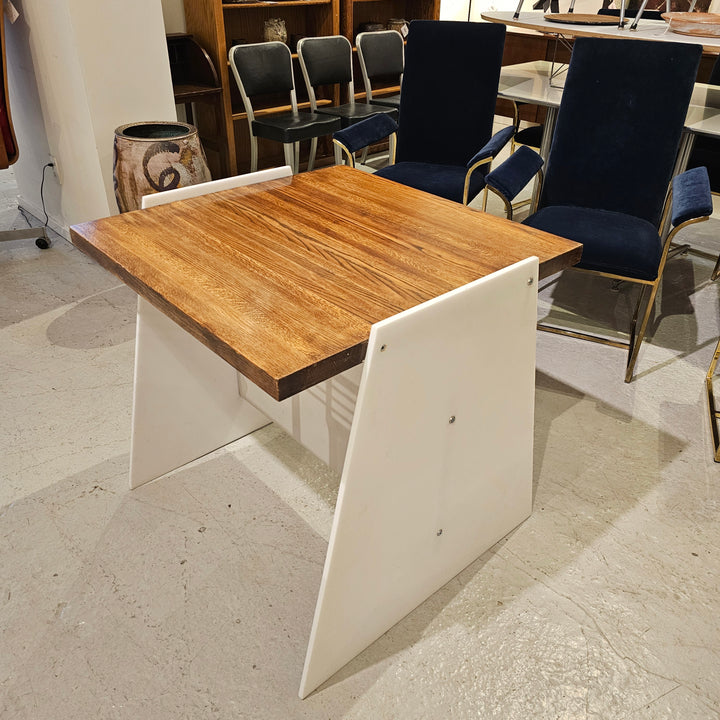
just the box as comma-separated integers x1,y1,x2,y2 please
485,37,713,383
331,20,513,206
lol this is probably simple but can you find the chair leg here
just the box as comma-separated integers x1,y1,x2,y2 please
625,280,659,383
713,253,720,282
283,143,296,174
705,337,720,462
307,138,318,172
294,142,300,173
249,134,259,173
333,142,343,166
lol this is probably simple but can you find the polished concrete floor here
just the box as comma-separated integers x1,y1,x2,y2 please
2,151,720,719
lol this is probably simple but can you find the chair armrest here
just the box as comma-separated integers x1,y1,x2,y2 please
333,114,399,155
485,145,544,203
672,166,713,227
466,125,515,169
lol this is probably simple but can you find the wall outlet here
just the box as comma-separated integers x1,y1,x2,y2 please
50,156,62,184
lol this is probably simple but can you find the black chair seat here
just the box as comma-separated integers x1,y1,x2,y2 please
251,112,341,144
369,94,401,109
317,102,397,128
524,205,662,281
514,123,543,149
375,162,487,204
688,135,720,193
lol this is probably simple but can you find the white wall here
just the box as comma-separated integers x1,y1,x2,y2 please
5,0,177,234
162,0,186,33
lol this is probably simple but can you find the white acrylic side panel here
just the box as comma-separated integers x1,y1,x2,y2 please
299,256,540,697
129,298,269,488
140,165,292,208
238,365,362,475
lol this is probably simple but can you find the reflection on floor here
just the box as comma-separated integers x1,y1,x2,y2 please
2,147,720,719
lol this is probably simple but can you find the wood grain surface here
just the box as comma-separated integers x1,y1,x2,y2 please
70,165,581,400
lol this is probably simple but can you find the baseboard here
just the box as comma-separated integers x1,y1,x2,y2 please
16,194,69,241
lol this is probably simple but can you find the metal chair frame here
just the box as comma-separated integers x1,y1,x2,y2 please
510,175,711,382
229,42,338,173
706,337,720,462
355,30,404,109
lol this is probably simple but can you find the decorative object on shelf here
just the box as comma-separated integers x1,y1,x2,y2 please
113,121,211,213
359,22,384,33
662,12,720,36
386,18,409,35
263,18,287,43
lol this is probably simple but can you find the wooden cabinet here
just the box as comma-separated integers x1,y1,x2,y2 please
184,0,340,177
340,0,438,43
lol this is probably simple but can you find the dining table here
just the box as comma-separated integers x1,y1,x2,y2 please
482,10,720,53
70,164,582,698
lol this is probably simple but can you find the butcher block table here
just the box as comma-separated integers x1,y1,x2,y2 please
71,164,581,698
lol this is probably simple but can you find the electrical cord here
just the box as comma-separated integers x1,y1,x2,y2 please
41,162,52,228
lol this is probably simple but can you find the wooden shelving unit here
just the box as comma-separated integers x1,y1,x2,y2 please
184,0,340,176
340,0,439,45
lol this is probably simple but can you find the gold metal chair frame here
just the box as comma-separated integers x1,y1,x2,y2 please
332,132,397,170
507,101,542,214
491,177,711,383
706,337,720,462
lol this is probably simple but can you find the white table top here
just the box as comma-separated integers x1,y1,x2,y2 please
499,60,720,138
483,11,720,53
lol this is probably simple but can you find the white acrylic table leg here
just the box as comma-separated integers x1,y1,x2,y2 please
298,257,540,697
129,297,269,488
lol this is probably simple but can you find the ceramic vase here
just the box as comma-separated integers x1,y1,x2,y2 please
113,121,211,213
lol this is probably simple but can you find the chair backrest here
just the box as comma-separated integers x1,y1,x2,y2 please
356,30,404,95
229,42,298,119
540,37,701,227
297,35,354,108
395,20,506,167
141,166,292,209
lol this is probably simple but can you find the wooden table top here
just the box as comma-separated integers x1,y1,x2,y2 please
70,165,582,401
482,11,720,53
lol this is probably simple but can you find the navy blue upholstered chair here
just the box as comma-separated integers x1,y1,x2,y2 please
485,37,713,383
332,20,513,206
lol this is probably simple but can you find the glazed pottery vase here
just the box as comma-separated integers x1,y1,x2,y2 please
113,121,211,213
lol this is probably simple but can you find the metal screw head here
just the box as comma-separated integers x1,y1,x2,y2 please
527,277,534,286
380,344,387,352
437,529,443,536
449,415,456,424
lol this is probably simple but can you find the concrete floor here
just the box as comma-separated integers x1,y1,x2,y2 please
1,151,720,719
